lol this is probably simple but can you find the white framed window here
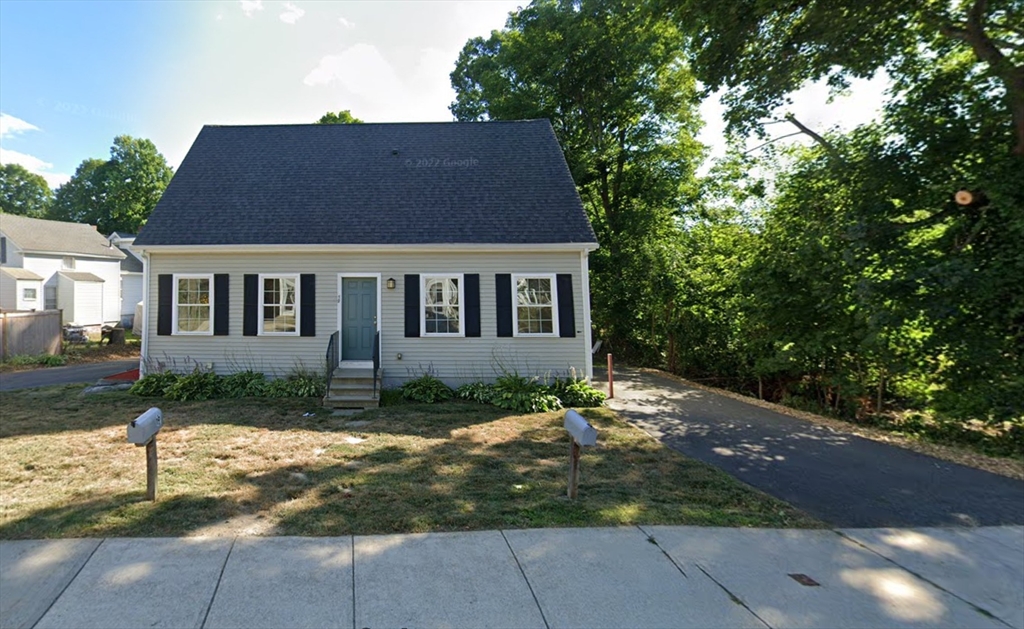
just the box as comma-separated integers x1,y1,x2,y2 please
61,256,76,270
259,274,299,335
512,274,558,337
22,287,37,301
172,274,213,335
422,274,464,336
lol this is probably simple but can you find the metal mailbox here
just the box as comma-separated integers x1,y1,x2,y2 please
564,409,597,446
128,408,163,446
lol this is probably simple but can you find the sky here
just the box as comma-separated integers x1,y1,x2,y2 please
0,0,889,190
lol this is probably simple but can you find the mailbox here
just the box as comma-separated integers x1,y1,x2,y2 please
128,408,163,445
564,410,597,446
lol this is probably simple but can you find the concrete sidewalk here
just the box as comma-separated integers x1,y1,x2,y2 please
2,526,1021,629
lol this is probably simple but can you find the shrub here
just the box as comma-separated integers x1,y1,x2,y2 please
221,370,268,398
491,373,562,413
4,353,66,367
165,369,223,401
550,377,606,408
263,372,326,398
130,371,180,397
265,378,296,398
380,388,407,407
456,381,495,404
401,374,454,403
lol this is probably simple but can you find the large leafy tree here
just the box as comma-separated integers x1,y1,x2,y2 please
50,136,173,234
666,0,1024,156
450,0,704,356
0,163,52,217
315,110,363,124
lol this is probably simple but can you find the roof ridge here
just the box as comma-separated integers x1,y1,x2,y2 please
201,119,551,129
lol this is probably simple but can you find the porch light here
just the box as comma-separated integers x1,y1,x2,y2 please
386,278,396,290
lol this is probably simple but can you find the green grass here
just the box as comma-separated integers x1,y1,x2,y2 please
0,386,822,538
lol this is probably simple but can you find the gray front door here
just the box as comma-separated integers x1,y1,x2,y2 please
342,278,377,361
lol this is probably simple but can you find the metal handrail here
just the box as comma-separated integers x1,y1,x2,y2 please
325,330,339,394
371,331,380,398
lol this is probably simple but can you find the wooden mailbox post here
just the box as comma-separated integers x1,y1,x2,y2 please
564,410,598,499
127,408,163,501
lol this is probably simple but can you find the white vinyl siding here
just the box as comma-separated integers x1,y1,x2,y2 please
19,254,122,323
57,274,104,325
144,250,589,384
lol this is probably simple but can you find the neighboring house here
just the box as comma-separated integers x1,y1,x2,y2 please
0,213,125,326
133,121,599,402
108,232,144,327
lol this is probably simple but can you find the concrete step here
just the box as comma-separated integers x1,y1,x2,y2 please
333,367,375,379
331,377,376,388
330,382,378,394
323,394,380,409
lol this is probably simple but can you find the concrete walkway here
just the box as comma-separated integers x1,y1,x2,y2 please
1,526,1021,629
601,368,1024,528
0,360,138,391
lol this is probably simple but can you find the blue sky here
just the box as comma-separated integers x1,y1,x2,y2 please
0,0,887,189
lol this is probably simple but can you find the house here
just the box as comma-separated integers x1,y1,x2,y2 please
0,213,125,327
108,232,144,328
132,121,599,406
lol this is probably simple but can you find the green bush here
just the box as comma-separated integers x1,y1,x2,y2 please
130,371,180,397
165,369,223,401
380,388,407,407
456,381,495,404
401,374,454,403
221,370,268,397
264,373,326,398
491,373,562,413
550,377,606,408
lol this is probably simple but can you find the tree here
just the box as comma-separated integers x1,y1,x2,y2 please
315,110,363,124
666,0,1024,156
50,136,173,234
450,0,705,357
0,163,52,217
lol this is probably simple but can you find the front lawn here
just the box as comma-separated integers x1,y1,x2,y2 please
0,386,821,538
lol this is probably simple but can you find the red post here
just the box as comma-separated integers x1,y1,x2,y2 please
607,353,614,399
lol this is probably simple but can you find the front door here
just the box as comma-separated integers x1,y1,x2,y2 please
341,277,377,361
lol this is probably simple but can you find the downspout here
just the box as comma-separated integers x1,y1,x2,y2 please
140,250,150,376
580,249,594,383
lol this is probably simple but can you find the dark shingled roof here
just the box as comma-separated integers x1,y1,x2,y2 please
117,247,143,273
135,120,597,247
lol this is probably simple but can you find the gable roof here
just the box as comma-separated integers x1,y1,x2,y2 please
116,247,144,273
0,214,125,260
58,271,104,282
134,120,597,247
0,267,43,281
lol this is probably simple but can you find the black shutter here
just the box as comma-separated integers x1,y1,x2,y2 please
0,237,6,264
243,274,258,336
213,274,229,336
300,274,316,336
556,274,576,338
464,274,480,337
495,274,513,337
404,274,420,337
157,274,172,336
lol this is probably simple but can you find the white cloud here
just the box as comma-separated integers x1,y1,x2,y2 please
279,2,304,25
0,113,71,188
338,16,354,29
303,44,404,104
0,113,40,138
0,148,70,188
239,0,263,18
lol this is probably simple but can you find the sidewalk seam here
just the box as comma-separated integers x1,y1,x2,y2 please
199,537,236,629
835,530,1015,629
636,524,688,578
350,534,356,629
30,538,106,629
500,530,550,629
694,563,772,629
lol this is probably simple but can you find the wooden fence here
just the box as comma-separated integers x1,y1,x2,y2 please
0,310,62,360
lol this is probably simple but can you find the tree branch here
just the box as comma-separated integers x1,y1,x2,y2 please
784,114,844,163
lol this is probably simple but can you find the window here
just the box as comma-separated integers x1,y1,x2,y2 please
22,287,37,301
260,274,299,335
173,274,213,334
422,275,463,335
61,256,75,270
513,274,558,336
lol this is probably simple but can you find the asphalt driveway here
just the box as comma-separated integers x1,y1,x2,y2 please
0,359,139,391
601,368,1024,528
